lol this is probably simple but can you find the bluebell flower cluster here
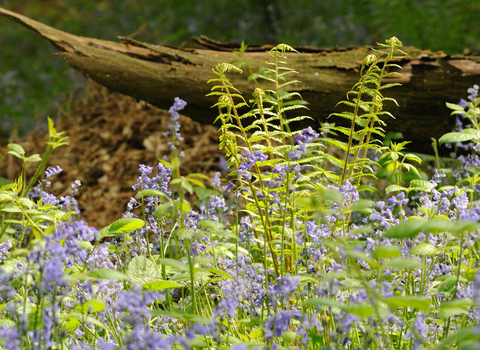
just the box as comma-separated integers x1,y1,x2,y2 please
288,126,319,160
238,150,268,180
164,97,187,149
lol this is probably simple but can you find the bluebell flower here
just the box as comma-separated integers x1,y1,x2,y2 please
212,172,221,189
237,150,268,180
467,84,479,102
87,245,115,270
275,274,300,299
0,326,21,350
219,156,229,172
39,257,67,294
404,312,426,350
337,312,359,334
0,241,12,262
264,309,303,340
164,97,187,146
45,165,63,178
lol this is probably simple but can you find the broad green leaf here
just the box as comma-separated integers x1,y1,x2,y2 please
384,296,430,311
384,219,427,239
381,258,422,270
439,129,480,144
25,154,42,163
438,306,469,319
143,281,183,291
7,143,25,157
151,309,211,324
446,102,467,112
181,177,194,194
202,267,233,279
0,193,14,202
0,177,14,187
282,331,297,344
438,276,457,293
348,303,373,318
127,256,160,285
177,228,197,239
0,319,16,327
159,258,190,272
304,298,343,308
66,313,107,330
155,202,172,217
19,198,35,209
410,243,440,256
199,220,225,230
432,328,479,350
105,218,145,236
385,184,407,194
135,189,169,199
74,299,106,314
410,179,435,190
440,298,474,308
193,187,219,201
86,269,129,281
373,245,401,259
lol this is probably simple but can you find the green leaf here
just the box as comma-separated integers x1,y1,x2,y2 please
135,189,169,199
0,177,14,187
143,281,183,291
373,245,401,259
438,306,469,319
384,296,430,311
385,184,407,194
7,143,25,158
199,220,225,230
86,269,129,281
74,299,106,314
348,303,373,318
410,179,435,190
181,177,194,194
104,218,145,236
193,187,219,201
202,267,233,279
127,256,161,285
0,319,16,327
381,258,422,270
66,313,107,330
446,102,467,112
438,276,458,293
155,202,172,217
432,328,479,350
0,193,15,202
304,298,343,308
159,258,190,272
410,242,440,256
439,129,480,144
25,154,42,163
384,219,427,239
151,309,211,324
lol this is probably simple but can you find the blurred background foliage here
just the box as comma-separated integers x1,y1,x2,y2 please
0,0,479,141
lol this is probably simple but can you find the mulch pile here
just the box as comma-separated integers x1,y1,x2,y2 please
1,80,224,229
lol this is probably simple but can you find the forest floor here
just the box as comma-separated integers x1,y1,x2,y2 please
0,80,223,229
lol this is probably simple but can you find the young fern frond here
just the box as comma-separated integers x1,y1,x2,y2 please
328,36,406,185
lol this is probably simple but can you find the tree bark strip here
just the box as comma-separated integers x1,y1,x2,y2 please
2,7,480,154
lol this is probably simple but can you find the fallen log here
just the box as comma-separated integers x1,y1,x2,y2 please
1,7,480,154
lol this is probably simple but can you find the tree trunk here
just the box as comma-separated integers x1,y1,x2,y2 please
1,7,480,154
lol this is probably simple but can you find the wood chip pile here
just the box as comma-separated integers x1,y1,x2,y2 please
1,80,223,229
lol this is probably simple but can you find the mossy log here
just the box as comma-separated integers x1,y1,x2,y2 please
2,7,480,154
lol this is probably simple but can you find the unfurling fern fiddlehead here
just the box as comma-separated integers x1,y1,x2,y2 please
328,36,406,186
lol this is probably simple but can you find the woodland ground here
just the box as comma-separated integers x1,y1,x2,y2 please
0,80,223,229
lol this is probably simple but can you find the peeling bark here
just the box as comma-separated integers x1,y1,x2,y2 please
2,7,480,154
